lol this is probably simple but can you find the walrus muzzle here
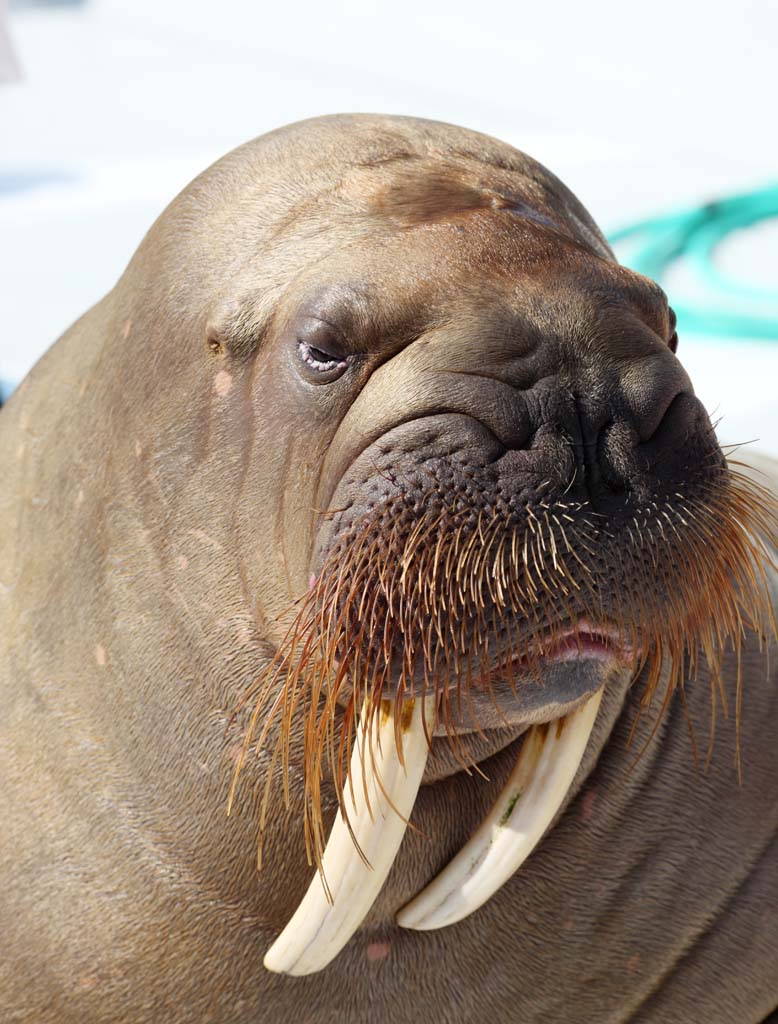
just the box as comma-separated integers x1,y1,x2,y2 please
231,439,776,975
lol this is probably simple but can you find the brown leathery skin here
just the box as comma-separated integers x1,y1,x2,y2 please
0,114,776,1022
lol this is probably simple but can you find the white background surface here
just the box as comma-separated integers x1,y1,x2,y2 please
1,0,776,449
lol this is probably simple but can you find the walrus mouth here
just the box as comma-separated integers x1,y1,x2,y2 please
230,462,776,975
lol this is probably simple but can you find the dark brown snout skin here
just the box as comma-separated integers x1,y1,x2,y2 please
1,114,776,1023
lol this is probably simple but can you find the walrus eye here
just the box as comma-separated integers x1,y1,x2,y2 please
297,337,350,383
667,307,678,353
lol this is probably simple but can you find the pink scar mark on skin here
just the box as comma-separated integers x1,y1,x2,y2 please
94,645,107,667
176,555,189,570
309,573,317,589
214,370,233,397
134,441,142,457
122,319,132,340
77,974,99,991
228,742,245,766
75,489,84,506
366,939,391,963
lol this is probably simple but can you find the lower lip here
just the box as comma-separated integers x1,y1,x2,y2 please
542,634,625,663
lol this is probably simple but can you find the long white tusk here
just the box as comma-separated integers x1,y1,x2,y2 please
264,695,435,975
396,688,602,931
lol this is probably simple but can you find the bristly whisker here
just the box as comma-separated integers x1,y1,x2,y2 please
228,462,777,874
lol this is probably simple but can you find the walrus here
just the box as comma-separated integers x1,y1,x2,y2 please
1,113,776,1024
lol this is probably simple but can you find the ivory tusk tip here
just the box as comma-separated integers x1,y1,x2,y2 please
395,689,603,933
261,695,435,975
262,945,313,976
394,905,447,931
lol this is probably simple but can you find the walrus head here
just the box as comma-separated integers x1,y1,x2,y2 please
112,116,775,975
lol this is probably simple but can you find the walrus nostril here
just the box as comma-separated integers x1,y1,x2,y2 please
622,352,695,444
639,391,714,468
638,389,689,445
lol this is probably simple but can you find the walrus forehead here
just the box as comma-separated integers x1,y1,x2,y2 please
196,163,672,401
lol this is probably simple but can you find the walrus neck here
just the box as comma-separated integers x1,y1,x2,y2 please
2,385,279,908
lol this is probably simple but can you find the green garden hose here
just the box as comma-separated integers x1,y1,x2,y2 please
609,183,778,340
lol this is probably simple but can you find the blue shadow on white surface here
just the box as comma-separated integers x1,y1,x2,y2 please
0,168,80,196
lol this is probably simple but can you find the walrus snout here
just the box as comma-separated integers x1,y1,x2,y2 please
313,299,704,527
288,346,737,772
316,362,718,571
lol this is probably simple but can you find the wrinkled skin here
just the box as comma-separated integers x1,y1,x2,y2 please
0,115,776,1023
